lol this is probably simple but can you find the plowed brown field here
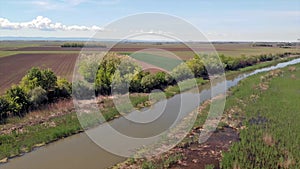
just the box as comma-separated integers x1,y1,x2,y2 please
0,53,78,93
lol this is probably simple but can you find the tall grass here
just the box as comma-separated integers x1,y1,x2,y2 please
221,64,300,168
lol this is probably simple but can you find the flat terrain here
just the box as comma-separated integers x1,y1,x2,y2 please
0,41,298,93
0,53,77,93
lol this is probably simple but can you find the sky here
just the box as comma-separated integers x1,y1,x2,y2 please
0,0,299,41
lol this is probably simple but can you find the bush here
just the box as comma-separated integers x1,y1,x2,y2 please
0,97,9,121
186,55,205,77
129,71,149,92
141,72,167,92
171,63,194,81
95,53,121,95
21,67,57,92
78,54,99,83
55,78,72,98
95,53,142,95
5,85,30,117
72,80,94,99
29,86,48,108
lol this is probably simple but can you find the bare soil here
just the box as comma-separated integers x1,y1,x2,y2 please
0,53,77,93
171,127,239,169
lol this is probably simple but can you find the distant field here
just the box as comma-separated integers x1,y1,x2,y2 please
0,53,77,93
129,52,183,71
0,41,298,93
1,42,298,59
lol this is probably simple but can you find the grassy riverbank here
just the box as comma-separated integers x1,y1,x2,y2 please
113,59,300,168
0,56,299,164
220,64,300,168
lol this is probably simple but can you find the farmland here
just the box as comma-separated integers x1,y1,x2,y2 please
0,40,299,169
0,53,77,93
0,41,298,94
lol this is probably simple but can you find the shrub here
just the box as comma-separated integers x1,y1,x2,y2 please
78,54,99,83
5,85,30,117
171,63,194,81
141,72,167,92
72,80,94,99
55,78,72,98
29,86,48,108
129,71,149,92
21,67,57,92
0,96,9,121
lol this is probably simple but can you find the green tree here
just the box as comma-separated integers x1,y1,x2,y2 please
171,63,194,81
21,67,57,92
55,77,72,98
78,54,99,83
111,58,142,94
29,86,48,108
0,96,9,121
141,74,159,92
129,71,149,92
186,55,205,77
5,85,30,116
40,69,57,91
95,53,121,95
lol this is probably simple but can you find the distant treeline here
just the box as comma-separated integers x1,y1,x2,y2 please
252,44,273,47
252,42,298,48
61,42,106,48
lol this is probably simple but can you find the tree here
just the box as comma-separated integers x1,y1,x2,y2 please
186,55,205,77
140,72,167,92
21,67,57,92
95,53,142,95
29,86,48,108
111,58,142,94
141,74,159,92
129,71,149,92
171,63,194,81
95,53,121,95
73,80,94,99
40,69,57,91
55,77,72,98
0,96,9,121
5,85,30,116
78,54,99,83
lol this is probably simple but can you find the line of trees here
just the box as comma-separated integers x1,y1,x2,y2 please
0,67,71,122
61,42,106,48
76,52,293,98
1,52,293,121
220,52,291,71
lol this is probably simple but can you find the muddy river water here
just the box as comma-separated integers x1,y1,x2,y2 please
2,58,300,169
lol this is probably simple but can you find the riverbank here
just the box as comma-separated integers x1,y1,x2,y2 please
115,60,300,168
0,55,299,165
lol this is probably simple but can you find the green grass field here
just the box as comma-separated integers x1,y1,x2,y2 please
221,64,300,168
129,52,183,71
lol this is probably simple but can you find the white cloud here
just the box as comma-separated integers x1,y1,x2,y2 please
0,16,104,31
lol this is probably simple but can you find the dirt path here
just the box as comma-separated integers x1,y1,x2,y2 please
171,127,239,169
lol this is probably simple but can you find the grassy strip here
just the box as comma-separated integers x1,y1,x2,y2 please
129,52,183,71
0,51,80,58
220,64,300,168
0,113,81,160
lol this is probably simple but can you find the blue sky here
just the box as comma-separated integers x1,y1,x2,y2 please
0,0,299,41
